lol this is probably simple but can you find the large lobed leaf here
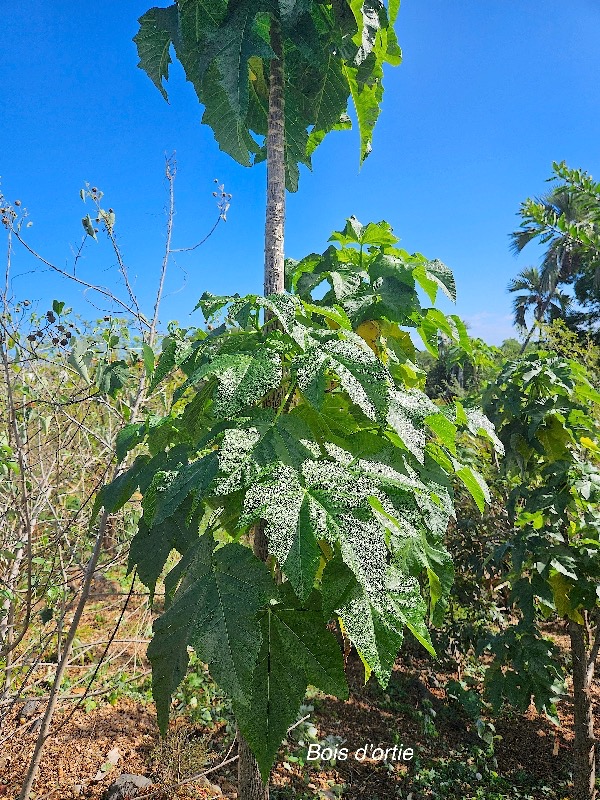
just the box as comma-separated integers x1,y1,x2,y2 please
148,535,275,732
234,584,348,779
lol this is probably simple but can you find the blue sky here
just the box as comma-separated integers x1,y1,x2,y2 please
2,0,600,344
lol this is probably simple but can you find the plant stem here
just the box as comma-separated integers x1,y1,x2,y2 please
263,19,286,299
238,15,286,800
569,617,597,800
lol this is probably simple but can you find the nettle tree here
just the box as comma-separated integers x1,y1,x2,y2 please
483,353,600,800
99,219,502,793
127,1,501,796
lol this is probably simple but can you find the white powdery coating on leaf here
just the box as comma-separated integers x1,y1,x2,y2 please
323,338,389,420
323,442,353,465
392,388,438,416
385,565,420,600
259,294,308,346
259,293,300,330
419,486,453,535
387,389,437,462
213,354,281,417
302,460,371,543
214,427,261,495
340,516,388,593
302,460,376,513
338,593,387,675
300,439,320,457
358,458,422,491
242,465,303,565
466,408,505,455
371,491,421,542
295,348,327,395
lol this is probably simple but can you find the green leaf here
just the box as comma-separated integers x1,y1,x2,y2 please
133,5,179,100
153,453,219,526
385,563,435,656
67,337,92,383
207,0,275,119
425,413,458,454
321,554,360,619
275,584,348,696
149,335,193,393
301,301,352,331
233,612,307,780
95,361,131,398
97,446,189,521
311,53,349,132
234,588,347,779
455,465,489,514
135,0,401,188
96,455,151,517
148,535,276,733
142,342,155,377
129,499,203,599
185,539,275,702
147,606,192,734
116,422,146,462
463,408,504,455
342,60,383,164
201,62,262,165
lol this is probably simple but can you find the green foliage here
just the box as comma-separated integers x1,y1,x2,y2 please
481,351,600,716
477,625,565,723
135,0,401,190
103,219,500,777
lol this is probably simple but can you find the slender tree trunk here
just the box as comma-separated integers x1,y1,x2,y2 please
569,618,597,800
238,17,286,800
263,20,286,299
519,322,538,355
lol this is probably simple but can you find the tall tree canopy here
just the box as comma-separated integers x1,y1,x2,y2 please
134,0,402,192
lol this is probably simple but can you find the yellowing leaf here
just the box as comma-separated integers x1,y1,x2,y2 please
356,319,380,354
548,571,584,623
580,436,600,454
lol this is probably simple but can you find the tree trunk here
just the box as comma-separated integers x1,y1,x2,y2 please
519,323,538,355
238,729,268,800
263,20,286,299
237,16,286,800
569,618,597,800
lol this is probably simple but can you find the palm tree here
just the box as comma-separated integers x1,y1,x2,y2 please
510,185,598,294
508,266,571,352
